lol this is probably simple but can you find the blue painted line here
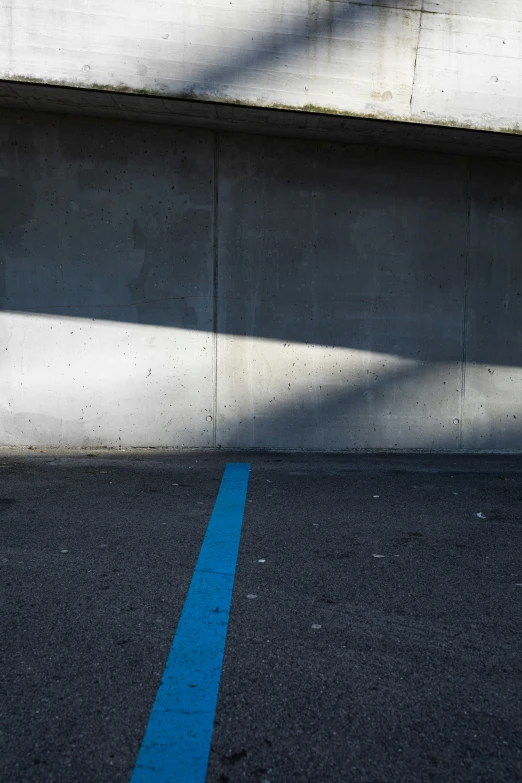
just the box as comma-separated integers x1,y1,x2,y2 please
131,462,251,783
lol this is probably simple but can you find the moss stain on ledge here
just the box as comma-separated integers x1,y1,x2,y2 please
2,74,522,138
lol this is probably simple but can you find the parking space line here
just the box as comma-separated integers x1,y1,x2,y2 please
131,462,250,783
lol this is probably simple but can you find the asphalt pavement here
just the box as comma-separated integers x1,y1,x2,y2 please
1,451,521,782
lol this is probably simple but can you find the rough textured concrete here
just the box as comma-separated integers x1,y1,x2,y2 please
0,111,215,447
464,158,522,450
1,107,522,450
1,452,521,782
216,134,469,450
2,0,522,136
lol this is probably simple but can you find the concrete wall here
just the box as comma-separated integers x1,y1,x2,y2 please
2,1,522,137
1,107,521,450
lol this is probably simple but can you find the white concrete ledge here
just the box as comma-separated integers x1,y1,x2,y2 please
1,0,522,136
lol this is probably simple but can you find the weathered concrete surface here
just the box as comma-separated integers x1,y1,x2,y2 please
216,135,468,450
1,107,522,450
0,113,215,447
413,4,522,131
1,0,522,136
463,159,522,451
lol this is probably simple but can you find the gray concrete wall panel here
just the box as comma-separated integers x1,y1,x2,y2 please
463,159,522,450
1,107,522,450
0,111,215,447
216,134,469,449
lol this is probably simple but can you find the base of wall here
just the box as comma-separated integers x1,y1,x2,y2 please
3,447,522,456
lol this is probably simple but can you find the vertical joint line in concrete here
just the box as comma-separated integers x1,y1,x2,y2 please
460,158,472,449
212,133,219,448
410,3,423,111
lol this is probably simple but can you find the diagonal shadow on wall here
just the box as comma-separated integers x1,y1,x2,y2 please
0,105,521,449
